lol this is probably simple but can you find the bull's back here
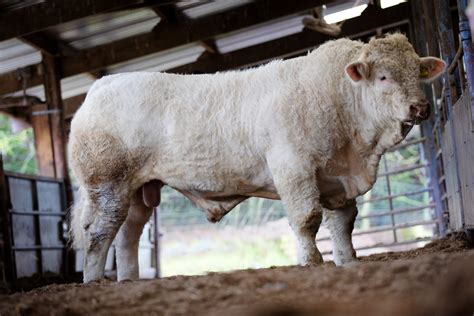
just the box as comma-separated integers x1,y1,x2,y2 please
70,71,272,191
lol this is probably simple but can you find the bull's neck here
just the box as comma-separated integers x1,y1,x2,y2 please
341,82,400,159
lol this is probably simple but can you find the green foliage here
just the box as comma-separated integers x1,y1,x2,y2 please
160,234,295,277
0,114,37,174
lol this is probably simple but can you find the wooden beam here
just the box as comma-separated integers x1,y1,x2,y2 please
0,96,43,109
0,65,43,97
0,0,167,41
170,3,410,74
153,5,185,25
63,94,86,120
19,33,83,58
0,0,333,96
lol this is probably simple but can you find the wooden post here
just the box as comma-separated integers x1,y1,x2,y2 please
41,54,67,179
31,103,55,177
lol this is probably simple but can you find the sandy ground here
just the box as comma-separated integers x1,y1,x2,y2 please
1,233,473,316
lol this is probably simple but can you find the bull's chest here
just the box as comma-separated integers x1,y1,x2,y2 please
317,142,378,209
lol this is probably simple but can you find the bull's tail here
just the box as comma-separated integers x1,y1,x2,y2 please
69,186,86,249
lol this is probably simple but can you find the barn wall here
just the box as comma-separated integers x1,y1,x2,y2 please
444,92,474,230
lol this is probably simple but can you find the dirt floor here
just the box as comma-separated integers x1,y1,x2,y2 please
1,233,473,316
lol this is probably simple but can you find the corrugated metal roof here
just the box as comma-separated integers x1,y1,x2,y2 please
0,38,41,74
108,43,205,73
60,74,95,99
178,0,253,19
46,8,159,49
215,14,306,54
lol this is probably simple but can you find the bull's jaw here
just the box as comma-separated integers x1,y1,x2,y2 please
401,120,415,138
401,113,426,139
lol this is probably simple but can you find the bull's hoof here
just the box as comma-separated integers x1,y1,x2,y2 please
301,254,324,266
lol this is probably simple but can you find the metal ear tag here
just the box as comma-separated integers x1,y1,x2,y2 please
420,66,429,78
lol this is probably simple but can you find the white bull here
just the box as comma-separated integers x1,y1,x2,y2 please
69,33,445,282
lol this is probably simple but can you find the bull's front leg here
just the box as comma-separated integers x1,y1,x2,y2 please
323,200,358,266
267,150,323,265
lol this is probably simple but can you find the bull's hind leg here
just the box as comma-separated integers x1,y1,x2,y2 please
115,190,154,281
81,185,131,282
323,200,358,266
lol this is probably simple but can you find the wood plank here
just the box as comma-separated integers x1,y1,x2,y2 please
0,0,158,41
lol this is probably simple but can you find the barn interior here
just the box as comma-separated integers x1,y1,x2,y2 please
0,0,473,314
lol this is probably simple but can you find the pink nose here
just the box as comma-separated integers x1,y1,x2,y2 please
410,100,430,120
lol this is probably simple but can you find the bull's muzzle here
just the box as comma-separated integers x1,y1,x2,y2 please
409,99,430,124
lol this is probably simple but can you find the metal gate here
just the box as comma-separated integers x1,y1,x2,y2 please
0,157,71,287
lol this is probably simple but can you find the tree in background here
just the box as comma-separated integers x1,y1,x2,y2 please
0,114,37,174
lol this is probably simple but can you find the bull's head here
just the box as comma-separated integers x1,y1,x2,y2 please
344,33,445,137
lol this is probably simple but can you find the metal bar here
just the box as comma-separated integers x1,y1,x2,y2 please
448,44,464,75
153,207,161,278
31,178,43,274
383,157,397,243
358,188,432,205
9,210,66,216
387,137,425,152
377,163,429,177
12,245,65,251
321,237,433,255
4,171,63,183
316,219,439,242
355,204,435,221
31,109,62,116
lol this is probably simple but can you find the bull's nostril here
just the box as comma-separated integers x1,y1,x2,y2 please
410,105,418,116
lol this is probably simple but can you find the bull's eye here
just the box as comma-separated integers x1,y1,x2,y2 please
379,76,386,81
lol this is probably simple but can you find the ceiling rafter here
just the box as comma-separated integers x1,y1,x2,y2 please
0,0,332,96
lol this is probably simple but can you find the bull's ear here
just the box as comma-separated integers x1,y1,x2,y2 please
345,62,370,83
419,57,446,82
